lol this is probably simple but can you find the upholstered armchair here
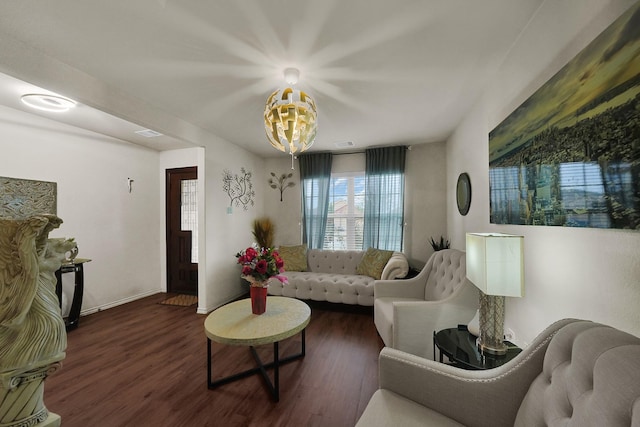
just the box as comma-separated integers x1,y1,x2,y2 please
357,319,640,426
374,249,478,360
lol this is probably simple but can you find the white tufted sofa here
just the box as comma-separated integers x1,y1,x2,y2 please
374,248,479,360
267,249,409,306
357,318,640,426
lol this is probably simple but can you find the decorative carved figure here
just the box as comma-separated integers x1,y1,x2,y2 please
0,215,73,427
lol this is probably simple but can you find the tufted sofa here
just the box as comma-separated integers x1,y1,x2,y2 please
268,249,409,306
374,249,478,360
357,318,640,426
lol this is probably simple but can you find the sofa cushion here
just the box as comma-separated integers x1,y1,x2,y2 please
307,249,363,275
272,271,375,305
356,389,465,427
278,244,308,272
357,247,394,279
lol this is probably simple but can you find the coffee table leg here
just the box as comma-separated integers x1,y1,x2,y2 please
207,338,212,388
207,328,306,399
273,342,279,402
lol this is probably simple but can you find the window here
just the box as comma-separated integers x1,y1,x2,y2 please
181,179,198,263
323,173,365,250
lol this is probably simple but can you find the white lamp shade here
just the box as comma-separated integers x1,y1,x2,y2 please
466,233,524,297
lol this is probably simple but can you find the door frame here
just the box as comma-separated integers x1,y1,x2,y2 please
165,166,198,295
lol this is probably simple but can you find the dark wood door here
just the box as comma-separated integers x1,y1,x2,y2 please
166,167,198,295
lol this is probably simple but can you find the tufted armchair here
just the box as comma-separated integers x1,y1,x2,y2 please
356,319,640,426
374,249,478,359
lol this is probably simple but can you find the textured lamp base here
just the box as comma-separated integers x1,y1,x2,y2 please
478,292,507,355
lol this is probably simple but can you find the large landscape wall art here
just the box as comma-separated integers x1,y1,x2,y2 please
489,2,640,230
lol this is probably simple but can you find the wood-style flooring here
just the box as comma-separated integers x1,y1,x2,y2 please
45,293,384,427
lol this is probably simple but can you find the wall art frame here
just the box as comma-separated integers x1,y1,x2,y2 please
489,2,640,230
0,176,57,219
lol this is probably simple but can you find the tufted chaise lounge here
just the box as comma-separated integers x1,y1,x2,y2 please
268,249,409,306
356,318,640,426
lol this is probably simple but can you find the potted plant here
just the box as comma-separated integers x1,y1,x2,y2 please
252,217,275,249
429,236,450,251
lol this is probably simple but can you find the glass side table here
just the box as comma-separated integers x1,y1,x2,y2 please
433,326,521,370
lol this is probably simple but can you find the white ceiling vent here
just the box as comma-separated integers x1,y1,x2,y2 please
334,141,354,148
135,129,163,138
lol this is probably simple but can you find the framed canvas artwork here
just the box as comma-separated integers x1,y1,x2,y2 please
489,2,640,230
0,176,57,219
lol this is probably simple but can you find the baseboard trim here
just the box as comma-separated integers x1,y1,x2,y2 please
79,289,162,317
199,291,248,314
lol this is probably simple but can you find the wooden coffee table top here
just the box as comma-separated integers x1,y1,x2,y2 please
204,296,311,346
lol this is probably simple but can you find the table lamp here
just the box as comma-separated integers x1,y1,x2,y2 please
466,233,524,355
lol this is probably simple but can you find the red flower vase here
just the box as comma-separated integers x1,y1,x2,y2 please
250,286,268,315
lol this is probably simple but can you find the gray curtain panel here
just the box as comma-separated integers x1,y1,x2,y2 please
363,146,406,251
298,153,333,249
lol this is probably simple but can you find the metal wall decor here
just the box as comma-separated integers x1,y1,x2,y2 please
222,168,255,211
268,171,295,202
0,176,57,218
489,2,640,230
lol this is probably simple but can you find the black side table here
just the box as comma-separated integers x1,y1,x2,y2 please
433,327,521,370
55,258,91,331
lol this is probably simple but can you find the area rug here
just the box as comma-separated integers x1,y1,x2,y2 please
160,294,198,307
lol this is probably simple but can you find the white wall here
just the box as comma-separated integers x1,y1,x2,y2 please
264,156,302,246
158,139,267,314
405,143,447,267
0,105,162,314
447,0,640,346
264,145,447,267
202,142,266,312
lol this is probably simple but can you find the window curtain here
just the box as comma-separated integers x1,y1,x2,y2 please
363,146,406,251
299,153,333,249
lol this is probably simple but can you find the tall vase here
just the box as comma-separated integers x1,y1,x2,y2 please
250,286,268,315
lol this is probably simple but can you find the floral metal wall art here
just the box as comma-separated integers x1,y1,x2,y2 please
268,172,295,202
222,168,255,211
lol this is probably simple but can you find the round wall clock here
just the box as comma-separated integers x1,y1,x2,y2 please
456,173,471,216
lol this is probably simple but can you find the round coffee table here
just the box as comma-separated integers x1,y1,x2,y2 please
204,296,311,401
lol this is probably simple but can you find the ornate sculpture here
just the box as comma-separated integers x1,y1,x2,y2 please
0,215,73,427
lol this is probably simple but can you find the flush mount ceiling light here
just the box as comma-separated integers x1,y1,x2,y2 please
20,93,77,113
264,68,317,168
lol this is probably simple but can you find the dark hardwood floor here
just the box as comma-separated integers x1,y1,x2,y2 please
45,293,383,427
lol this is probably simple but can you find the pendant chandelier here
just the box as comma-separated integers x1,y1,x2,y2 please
264,68,317,166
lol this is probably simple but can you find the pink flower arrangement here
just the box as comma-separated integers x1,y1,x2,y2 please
236,245,287,287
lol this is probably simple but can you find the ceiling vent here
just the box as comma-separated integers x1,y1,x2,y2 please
334,141,354,148
135,129,163,138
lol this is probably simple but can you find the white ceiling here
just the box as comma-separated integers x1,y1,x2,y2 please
0,0,544,157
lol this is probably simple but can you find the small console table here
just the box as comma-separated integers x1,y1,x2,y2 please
55,258,91,331
433,326,521,370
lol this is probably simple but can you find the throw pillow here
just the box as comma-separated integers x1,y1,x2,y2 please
277,245,308,272
356,247,394,280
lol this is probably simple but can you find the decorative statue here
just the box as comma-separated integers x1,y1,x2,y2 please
0,215,73,427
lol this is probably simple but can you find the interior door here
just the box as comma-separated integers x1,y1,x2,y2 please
166,167,198,295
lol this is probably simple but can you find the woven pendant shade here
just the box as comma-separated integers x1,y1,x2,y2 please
264,87,317,154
